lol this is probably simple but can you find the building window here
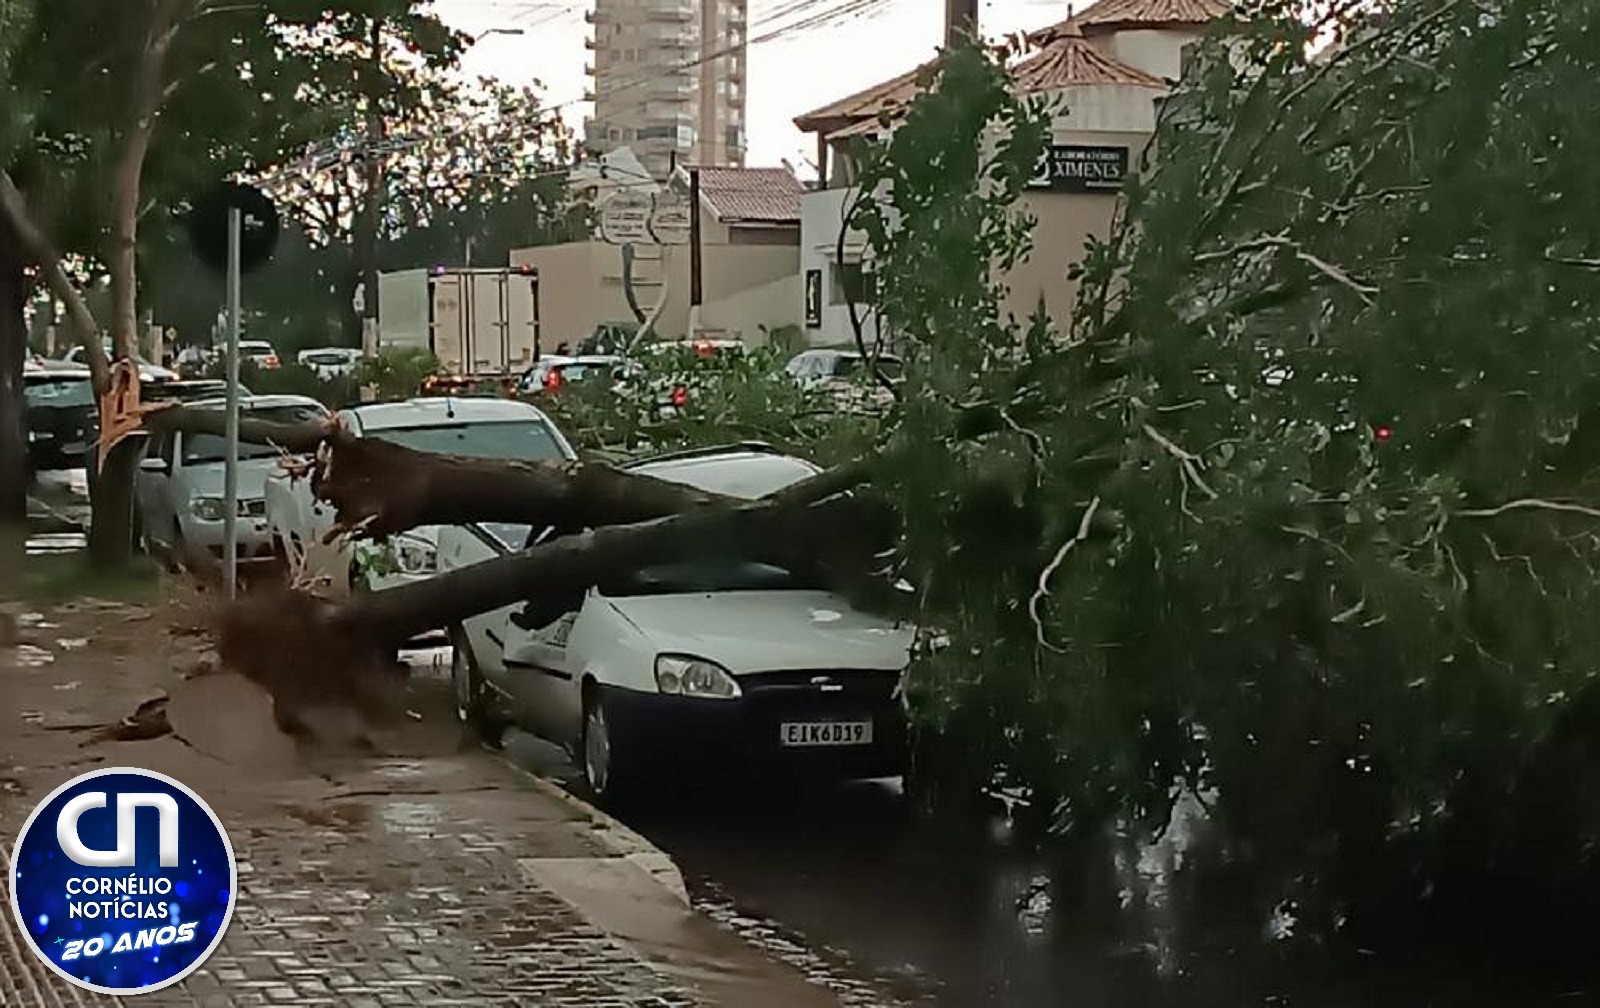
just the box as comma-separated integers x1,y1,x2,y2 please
724,126,741,154
829,262,871,306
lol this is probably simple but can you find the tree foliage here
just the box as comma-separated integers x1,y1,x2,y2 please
856,2,1600,939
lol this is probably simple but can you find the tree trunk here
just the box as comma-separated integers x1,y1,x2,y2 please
92,0,185,569
0,236,27,527
217,496,874,712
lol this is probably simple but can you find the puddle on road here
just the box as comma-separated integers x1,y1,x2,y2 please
379,801,442,839
689,878,932,1008
25,532,87,555
372,759,427,779
7,644,55,667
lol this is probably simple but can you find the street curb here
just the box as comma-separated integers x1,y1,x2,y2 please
518,770,690,906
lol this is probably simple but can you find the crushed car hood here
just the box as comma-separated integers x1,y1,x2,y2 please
602,590,914,675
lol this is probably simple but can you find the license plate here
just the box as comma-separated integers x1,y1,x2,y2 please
62,441,87,454
779,721,873,747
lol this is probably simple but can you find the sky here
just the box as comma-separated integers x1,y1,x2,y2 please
432,0,1084,177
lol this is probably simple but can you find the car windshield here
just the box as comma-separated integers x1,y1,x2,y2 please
241,343,275,355
25,376,95,407
182,403,326,464
366,420,566,463
602,559,817,597
832,356,903,380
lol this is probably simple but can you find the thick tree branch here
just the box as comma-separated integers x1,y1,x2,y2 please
0,170,108,392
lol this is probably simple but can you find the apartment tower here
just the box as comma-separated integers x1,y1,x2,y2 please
583,0,749,180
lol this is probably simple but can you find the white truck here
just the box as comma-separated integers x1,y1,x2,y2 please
376,266,541,387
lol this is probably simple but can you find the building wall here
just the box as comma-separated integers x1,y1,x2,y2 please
798,185,873,347
586,0,747,179
511,237,797,349
1095,27,1203,80
796,82,1157,346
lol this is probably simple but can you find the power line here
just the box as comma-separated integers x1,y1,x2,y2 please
265,0,899,185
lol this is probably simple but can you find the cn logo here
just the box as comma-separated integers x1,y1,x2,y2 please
56,791,180,868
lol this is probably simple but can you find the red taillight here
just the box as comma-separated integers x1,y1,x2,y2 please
545,368,563,391
670,386,688,408
1374,425,1393,443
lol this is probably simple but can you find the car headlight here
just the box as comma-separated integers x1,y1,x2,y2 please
189,496,229,521
394,536,437,575
654,654,741,699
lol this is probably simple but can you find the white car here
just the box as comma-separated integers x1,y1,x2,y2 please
238,340,280,369
298,347,362,379
135,395,330,564
60,344,178,383
264,396,577,599
437,445,916,805
786,349,902,412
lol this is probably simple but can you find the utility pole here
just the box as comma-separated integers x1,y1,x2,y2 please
357,13,385,352
222,207,242,598
688,167,702,336
945,0,977,48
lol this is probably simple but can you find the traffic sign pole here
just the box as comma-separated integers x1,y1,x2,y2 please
222,206,242,598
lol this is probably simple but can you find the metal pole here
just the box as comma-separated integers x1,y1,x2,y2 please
945,0,977,48
222,205,242,598
688,168,702,309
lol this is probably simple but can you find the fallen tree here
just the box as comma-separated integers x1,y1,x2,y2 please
135,402,900,724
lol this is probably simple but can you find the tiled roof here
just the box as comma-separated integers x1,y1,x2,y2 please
1012,20,1168,90
691,166,804,224
1035,0,1232,38
792,59,940,134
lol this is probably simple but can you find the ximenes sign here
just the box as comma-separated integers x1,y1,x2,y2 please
1029,145,1130,193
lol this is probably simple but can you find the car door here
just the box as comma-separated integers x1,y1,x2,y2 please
135,431,179,548
499,593,587,746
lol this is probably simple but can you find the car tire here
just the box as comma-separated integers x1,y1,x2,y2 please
449,626,505,750
580,684,644,809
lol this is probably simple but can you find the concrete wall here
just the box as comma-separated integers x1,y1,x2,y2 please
510,237,798,348
798,186,874,347
699,273,802,343
1095,28,1203,80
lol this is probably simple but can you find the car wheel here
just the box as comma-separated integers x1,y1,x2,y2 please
449,626,504,750
581,686,643,807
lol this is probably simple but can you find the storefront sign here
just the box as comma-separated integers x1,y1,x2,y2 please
598,189,652,245
1029,145,1129,193
804,270,823,328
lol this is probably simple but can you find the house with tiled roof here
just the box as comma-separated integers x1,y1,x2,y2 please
794,0,1237,346
511,164,805,347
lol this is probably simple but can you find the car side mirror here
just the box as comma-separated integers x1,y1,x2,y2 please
139,456,169,474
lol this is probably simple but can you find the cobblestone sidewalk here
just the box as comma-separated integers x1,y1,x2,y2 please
1,599,718,1008
4,770,707,1008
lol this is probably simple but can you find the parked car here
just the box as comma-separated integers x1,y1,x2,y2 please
786,348,903,386
59,344,178,383
239,340,281,369
786,349,902,412
264,396,577,600
298,347,362,379
135,395,329,564
516,355,635,396
22,361,96,472
437,445,916,805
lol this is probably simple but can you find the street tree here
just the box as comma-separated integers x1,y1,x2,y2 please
258,24,576,342
0,0,464,566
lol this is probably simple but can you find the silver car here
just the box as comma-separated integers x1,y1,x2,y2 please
134,394,329,564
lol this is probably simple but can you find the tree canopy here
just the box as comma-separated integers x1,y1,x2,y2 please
850,0,1600,943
